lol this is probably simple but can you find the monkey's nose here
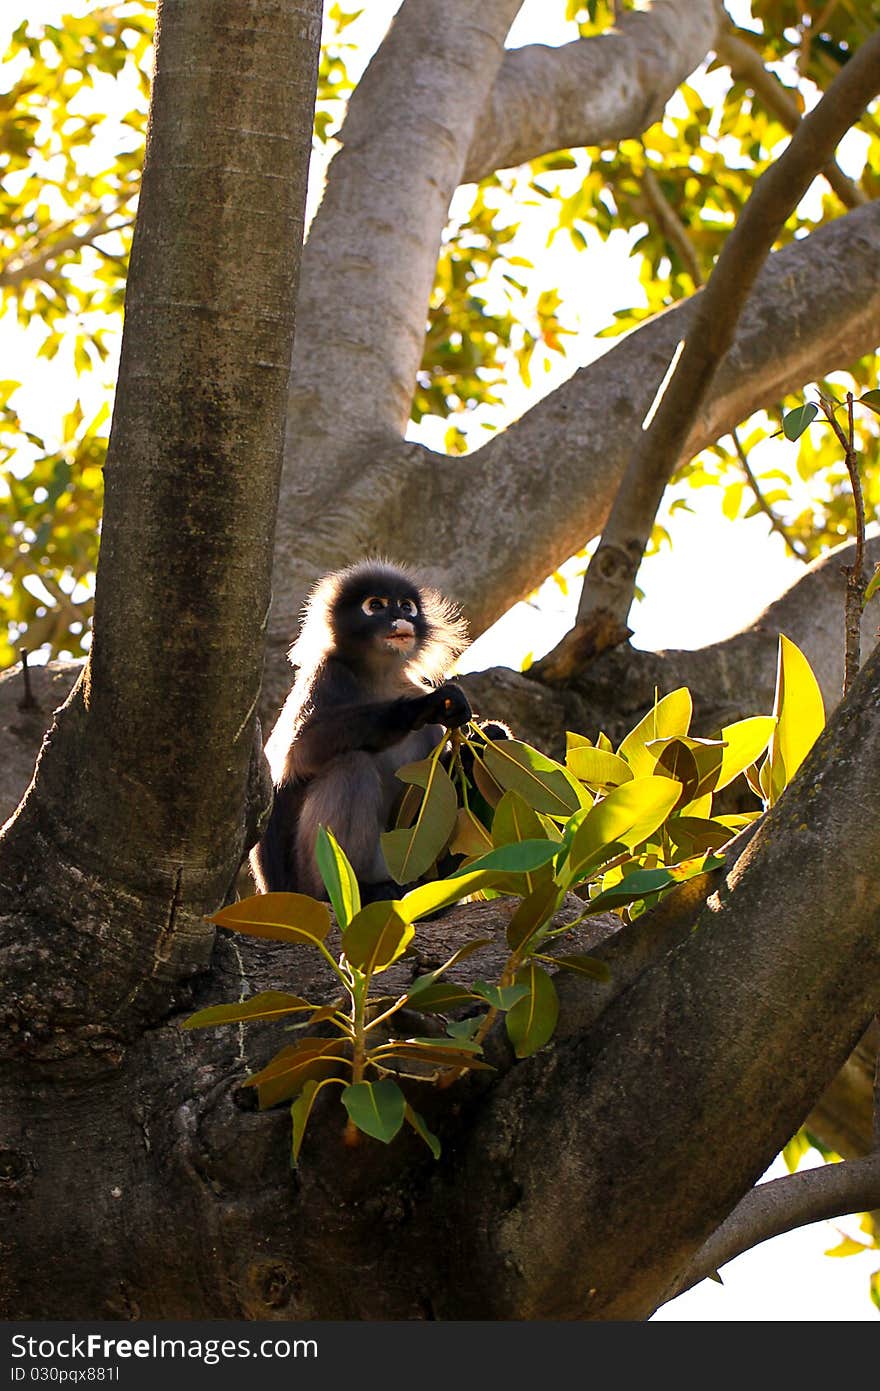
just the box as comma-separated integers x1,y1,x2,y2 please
390,619,415,636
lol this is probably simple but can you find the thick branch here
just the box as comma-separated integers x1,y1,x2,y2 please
0,0,321,1022
672,1151,880,1300
445,640,880,1319
262,200,880,720
463,0,719,182
568,29,880,650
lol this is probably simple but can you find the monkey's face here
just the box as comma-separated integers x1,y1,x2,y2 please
332,584,428,668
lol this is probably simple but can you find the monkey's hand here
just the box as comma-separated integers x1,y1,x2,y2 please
417,682,472,730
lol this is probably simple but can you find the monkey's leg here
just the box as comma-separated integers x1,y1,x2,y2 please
295,753,390,899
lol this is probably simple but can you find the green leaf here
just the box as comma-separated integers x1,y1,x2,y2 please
290,1077,340,1167
565,777,682,883
617,688,693,776
505,963,559,1058
864,566,880,604
342,902,413,974
584,866,677,913
471,980,530,1011
782,402,818,440
209,892,331,947
566,744,634,788
482,739,585,817
182,990,317,1029
402,980,478,1012
448,806,493,857
398,871,497,921
492,789,551,847
859,388,880,417
767,634,825,805
404,1104,441,1159
506,879,563,950
546,953,610,982
380,756,458,883
452,839,560,876
372,1042,494,1070
315,826,361,928
341,1080,406,1143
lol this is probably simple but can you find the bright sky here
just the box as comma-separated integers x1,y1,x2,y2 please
2,0,877,1322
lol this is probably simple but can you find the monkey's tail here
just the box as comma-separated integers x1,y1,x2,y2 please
250,779,302,893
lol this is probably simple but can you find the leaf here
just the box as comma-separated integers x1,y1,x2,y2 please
341,1080,406,1143
244,1039,350,1109
713,716,776,793
290,1077,340,1167
566,744,634,788
402,980,478,1012
547,953,610,982
452,839,560,876
617,688,693,776
471,980,530,1011
404,1104,441,1159
824,1236,871,1258
565,777,682,883
342,902,413,974
448,806,493,858
372,1042,494,1070
209,893,331,947
584,866,677,913
182,990,317,1029
858,388,880,417
492,789,550,847
506,879,563,950
782,402,818,440
647,736,723,807
864,566,880,604
380,757,458,884
482,739,584,817
315,826,361,929
470,753,506,808
767,635,825,805
505,963,559,1058
398,871,497,921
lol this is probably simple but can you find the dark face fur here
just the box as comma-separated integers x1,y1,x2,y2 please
330,567,428,668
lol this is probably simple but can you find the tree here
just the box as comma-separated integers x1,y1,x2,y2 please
1,0,879,1321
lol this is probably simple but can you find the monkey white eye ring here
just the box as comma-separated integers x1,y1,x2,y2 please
362,596,387,615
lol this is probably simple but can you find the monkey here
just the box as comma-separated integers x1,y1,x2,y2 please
250,560,473,902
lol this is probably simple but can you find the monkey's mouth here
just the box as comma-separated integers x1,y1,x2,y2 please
383,622,415,654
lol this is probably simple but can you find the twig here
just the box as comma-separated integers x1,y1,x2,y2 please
731,426,809,561
534,30,880,684
818,391,866,696
17,648,38,712
715,27,865,210
668,1149,880,1302
641,168,703,287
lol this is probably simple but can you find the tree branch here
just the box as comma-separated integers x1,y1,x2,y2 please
546,29,880,673
260,198,880,720
715,28,867,211
670,1151,880,1301
731,426,809,562
462,0,719,183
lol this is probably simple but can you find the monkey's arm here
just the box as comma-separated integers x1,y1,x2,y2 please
288,684,471,780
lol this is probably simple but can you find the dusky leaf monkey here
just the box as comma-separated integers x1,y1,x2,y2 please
251,560,472,901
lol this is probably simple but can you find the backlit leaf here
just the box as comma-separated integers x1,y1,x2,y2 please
483,739,584,817
183,990,316,1029
405,1104,441,1159
315,826,360,929
381,757,458,883
782,402,818,440
244,1039,350,1109
210,892,331,947
617,688,693,776
566,744,634,788
565,777,682,883
342,902,413,974
767,635,825,805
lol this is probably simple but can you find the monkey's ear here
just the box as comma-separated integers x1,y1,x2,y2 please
476,720,513,741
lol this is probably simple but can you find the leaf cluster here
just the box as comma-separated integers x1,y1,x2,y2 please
184,635,825,1165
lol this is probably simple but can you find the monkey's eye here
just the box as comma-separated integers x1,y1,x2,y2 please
361,596,387,615
398,598,417,617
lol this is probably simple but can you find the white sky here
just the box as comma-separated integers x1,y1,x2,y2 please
1,0,877,1322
